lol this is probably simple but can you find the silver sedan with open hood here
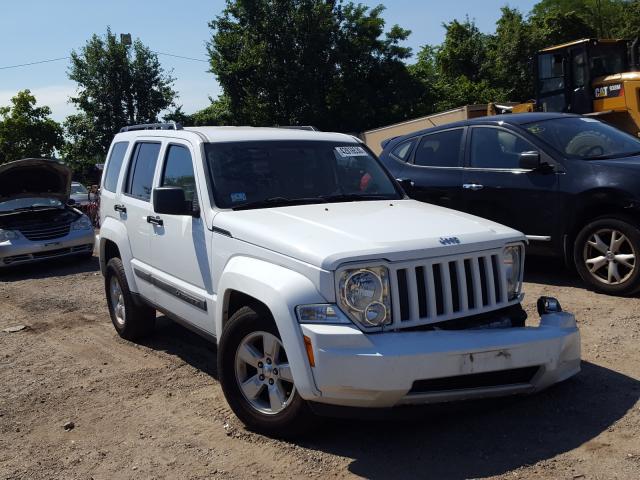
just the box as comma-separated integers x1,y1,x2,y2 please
0,158,95,268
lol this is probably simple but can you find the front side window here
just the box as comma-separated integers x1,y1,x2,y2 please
413,129,463,168
204,141,401,209
103,142,129,192
470,128,537,169
125,142,161,201
525,117,640,159
161,145,197,202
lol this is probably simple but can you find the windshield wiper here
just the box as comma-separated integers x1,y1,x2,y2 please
9,205,60,212
319,193,398,202
232,196,328,211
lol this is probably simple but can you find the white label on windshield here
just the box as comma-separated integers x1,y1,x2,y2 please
335,146,367,157
580,118,599,123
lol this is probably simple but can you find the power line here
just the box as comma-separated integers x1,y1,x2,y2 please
0,51,208,71
0,56,70,70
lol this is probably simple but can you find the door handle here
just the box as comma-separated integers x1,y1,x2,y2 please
146,215,164,226
114,204,127,213
463,183,484,191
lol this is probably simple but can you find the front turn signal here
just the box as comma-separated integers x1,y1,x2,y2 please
303,335,315,367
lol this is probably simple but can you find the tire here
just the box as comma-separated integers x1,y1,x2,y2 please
217,306,315,437
105,257,156,340
573,216,640,295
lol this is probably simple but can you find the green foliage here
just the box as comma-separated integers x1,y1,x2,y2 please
0,90,63,164
207,0,422,132
65,28,176,163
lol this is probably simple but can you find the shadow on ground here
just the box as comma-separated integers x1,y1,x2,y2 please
523,255,582,288
142,317,638,480
0,255,99,282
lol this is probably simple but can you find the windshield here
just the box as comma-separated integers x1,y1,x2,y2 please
524,117,640,159
204,141,402,209
0,197,63,213
70,183,87,194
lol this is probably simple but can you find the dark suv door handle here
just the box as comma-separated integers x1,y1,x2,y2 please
114,204,127,213
463,183,484,191
146,215,164,226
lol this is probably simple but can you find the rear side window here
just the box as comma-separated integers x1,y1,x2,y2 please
414,129,463,167
103,142,129,192
161,145,197,202
125,142,161,201
391,139,416,161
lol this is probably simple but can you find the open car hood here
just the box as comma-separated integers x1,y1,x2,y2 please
0,158,72,203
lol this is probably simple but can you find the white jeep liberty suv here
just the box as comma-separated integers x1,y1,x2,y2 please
99,123,580,435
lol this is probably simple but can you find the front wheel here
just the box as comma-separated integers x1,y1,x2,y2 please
574,216,640,295
217,306,314,437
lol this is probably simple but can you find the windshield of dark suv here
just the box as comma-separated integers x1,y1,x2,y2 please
524,117,640,160
204,141,402,209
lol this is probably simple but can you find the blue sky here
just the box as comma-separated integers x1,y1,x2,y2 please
0,0,538,121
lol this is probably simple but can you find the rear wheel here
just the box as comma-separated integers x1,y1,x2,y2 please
218,306,314,437
105,257,156,340
574,216,640,295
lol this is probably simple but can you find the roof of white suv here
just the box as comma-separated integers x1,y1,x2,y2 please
116,126,360,144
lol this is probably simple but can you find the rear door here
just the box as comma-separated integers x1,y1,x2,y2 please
461,126,560,246
401,127,466,210
122,141,162,302
149,141,213,334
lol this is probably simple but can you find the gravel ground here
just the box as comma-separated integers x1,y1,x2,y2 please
0,254,639,480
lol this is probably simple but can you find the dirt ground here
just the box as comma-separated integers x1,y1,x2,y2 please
0,253,639,480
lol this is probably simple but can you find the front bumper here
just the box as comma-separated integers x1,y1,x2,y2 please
0,229,95,267
300,312,580,408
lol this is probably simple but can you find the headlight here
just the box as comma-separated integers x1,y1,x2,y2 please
0,229,19,242
337,266,392,328
503,245,523,300
71,216,93,231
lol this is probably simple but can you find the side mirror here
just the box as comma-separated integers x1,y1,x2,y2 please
396,178,415,192
67,198,76,206
153,186,194,216
519,151,544,170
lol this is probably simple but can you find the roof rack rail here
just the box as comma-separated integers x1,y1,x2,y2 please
119,122,183,133
276,125,318,131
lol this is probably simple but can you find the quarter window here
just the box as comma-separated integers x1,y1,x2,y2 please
125,142,161,201
391,139,416,161
103,142,129,192
414,129,463,168
470,128,536,169
161,145,197,202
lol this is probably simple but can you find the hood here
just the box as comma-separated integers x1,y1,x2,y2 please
590,155,640,170
213,199,524,270
0,158,72,203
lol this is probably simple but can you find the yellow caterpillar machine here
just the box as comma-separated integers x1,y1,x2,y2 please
495,38,640,136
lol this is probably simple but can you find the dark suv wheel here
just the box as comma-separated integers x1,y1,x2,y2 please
217,306,314,437
574,216,640,295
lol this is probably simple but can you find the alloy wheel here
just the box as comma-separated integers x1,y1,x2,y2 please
234,331,295,415
109,276,126,327
583,228,637,285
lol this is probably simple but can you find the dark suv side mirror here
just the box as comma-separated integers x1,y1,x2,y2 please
396,178,415,193
519,151,549,171
153,186,194,216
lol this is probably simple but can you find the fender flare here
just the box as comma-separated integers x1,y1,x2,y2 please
216,256,327,400
98,217,138,293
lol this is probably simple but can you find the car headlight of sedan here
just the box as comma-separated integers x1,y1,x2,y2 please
71,215,93,231
337,266,392,328
503,244,524,300
0,229,20,242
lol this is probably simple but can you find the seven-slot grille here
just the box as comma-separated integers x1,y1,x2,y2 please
389,250,509,329
16,220,73,241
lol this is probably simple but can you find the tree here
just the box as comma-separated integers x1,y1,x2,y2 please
436,18,488,83
0,90,63,164
65,28,177,162
207,0,421,132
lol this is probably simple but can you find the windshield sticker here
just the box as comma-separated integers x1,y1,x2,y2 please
335,146,367,157
230,192,247,202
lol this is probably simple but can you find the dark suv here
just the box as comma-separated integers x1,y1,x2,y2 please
379,112,640,295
